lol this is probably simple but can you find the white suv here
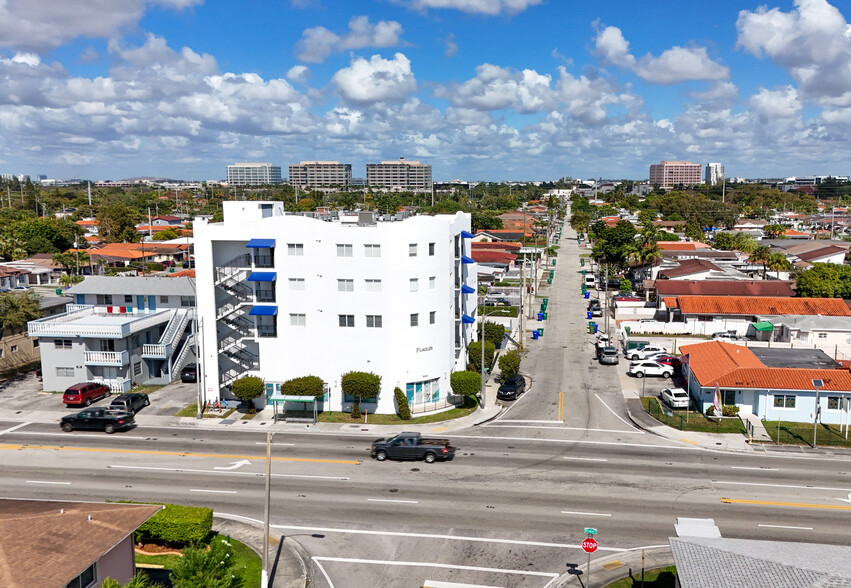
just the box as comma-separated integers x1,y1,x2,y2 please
627,361,673,379
626,345,668,361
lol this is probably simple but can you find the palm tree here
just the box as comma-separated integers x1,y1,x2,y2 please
765,252,791,279
0,237,27,261
749,245,772,279
732,232,757,253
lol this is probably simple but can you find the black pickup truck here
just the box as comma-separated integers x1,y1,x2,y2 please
370,432,456,463
60,408,135,434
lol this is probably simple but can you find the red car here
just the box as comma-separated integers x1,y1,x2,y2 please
63,382,110,407
653,355,682,369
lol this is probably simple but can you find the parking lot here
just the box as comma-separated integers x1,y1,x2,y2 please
0,371,199,418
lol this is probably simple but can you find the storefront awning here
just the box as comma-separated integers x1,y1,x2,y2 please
249,305,278,316
247,272,276,282
246,238,275,248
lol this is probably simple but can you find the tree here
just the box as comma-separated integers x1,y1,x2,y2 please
231,376,264,410
569,211,591,236
763,223,787,239
592,220,637,270
341,371,381,418
7,217,84,254
478,321,505,348
684,216,704,242
467,340,495,373
0,291,41,339
53,251,89,275
450,370,481,401
749,245,772,279
732,232,757,253
101,572,164,588
169,538,239,588
393,386,411,420
638,210,658,229
0,237,27,261
98,203,140,243
498,350,521,379
712,232,734,250
471,211,503,232
795,263,851,298
153,228,180,241
765,252,791,279
281,375,324,396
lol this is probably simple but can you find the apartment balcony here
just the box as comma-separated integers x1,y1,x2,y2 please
141,344,168,359
93,378,132,394
83,350,129,367
28,306,172,339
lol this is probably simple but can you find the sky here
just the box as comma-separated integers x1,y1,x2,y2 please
1,0,850,183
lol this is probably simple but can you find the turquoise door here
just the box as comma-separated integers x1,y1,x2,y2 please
148,295,156,311
137,295,146,311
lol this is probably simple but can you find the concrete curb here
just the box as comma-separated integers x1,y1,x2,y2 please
545,546,674,587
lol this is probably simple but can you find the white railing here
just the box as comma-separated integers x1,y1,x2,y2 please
66,304,92,313
142,343,166,358
170,333,196,381
93,378,132,394
28,308,172,338
83,350,129,366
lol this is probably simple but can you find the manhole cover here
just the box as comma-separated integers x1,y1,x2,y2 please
602,561,625,570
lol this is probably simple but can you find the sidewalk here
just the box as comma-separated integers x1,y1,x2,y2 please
545,546,674,588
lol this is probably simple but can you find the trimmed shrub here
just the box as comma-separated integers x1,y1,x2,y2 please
706,406,715,416
451,371,481,400
394,387,411,420
341,371,381,418
145,262,164,272
722,405,740,417
282,375,324,396
170,537,239,588
136,504,213,545
467,340,496,373
231,376,264,408
498,350,521,379
478,321,506,348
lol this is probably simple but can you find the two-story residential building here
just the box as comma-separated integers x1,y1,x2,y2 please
193,201,476,415
28,277,196,393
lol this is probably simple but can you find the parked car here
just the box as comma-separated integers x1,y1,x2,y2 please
604,279,623,291
712,331,740,341
60,408,135,434
660,388,690,409
63,382,110,407
371,432,455,463
626,345,668,361
489,298,512,306
109,392,150,414
627,361,673,379
180,363,198,383
599,346,619,365
613,293,642,302
584,275,597,289
497,374,527,400
652,354,682,370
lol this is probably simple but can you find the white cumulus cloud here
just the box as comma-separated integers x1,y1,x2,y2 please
404,0,542,15
296,16,404,63
332,53,417,104
749,86,802,119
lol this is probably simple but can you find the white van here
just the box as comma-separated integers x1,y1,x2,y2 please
584,275,597,289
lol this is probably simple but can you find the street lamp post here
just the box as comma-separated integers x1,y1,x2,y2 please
262,430,275,588
812,379,823,448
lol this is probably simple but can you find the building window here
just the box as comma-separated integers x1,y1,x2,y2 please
409,243,418,257
56,367,75,377
159,296,168,303
410,313,419,327
410,278,418,292
366,315,383,328
337,244,353,257
429,276,436,290
55,340,72,349
96,295,113,305
365,279,381,292
339,314,355,327
180,296,195,307
33,339,38,348
66,562,96,588
10,345,16,353
288,278,305,291
430,311,436,324
818,332,828,339
773,394,796,409
827,396,841,410
288,243,304,256
364,244,381,258
289,313,306,327
0,349,3,358
429,242,435,256
405,378,440,406
337,279,354,292
133,362,142,376
124,295,133,303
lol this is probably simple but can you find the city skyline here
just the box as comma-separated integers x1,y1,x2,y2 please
1,0,850,182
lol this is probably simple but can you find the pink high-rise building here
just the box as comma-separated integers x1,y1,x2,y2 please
648,160,703,187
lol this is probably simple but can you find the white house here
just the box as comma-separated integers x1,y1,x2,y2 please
193,202,476,415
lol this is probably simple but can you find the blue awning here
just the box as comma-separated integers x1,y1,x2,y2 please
246,238,275,248
248,272,277,282
461,255,475,264
461,285,475,294
460,230,474,238
461,314,475,324
249,305,278,316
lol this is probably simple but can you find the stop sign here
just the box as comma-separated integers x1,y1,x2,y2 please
582,537,598,553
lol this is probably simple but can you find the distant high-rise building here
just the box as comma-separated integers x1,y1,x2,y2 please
226,162,282,186
288,161,352,188
705,163,724,186
366,157,433,193
649,160,702,187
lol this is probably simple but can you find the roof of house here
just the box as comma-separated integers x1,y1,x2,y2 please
168,269,196,278
652,220,686,228
657,241,711,251
471,242,522,251
470,250,518,265
795,245,847,262
655,280,796,298
673,296,851,317
679,341,851,390
153,215,182,221
661,249,740,261
66,276,196,296
0,499,161,588
657,259,722,279
475,230,528,241
783,228,814,237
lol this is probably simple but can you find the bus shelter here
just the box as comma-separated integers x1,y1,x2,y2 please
268,393,319,423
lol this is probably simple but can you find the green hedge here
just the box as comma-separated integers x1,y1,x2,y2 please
137,504,213,545
282,375,324,396
394,386,411,420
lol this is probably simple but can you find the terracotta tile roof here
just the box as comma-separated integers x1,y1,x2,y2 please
783,228,813,237
680,341,851,391
169,269,195,278
75,219,99,226
471,242,522,251
471,250,517,264
655,280,796,298
674,295,851,316
657,241,711,251
658,259,721,279
0,499,160,588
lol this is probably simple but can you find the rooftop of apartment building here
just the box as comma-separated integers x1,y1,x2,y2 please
66,276,195,297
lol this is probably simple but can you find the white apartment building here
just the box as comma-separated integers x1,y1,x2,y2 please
194,202,477,415
705,163,724,186
226,163,283,186
649,160,703,187
366,157,433,193
288,161,352,188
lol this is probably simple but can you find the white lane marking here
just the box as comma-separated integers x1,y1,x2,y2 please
254,442,295,446
367,498,419,504
837,493,851,504
485,424,643,435
0,422,31,436
425,581,504,588
712,480,851,493
758,524,813,530
561,510,612,517
312,556,559,579
190,489,237,494
496,420,563,424
26,480,70,485
594,393,643,432
563,457,608,462
312,559,335,588
214,459,251,471
731,466,778,471
107,464,348,481
19,431,150,441
451,434,687,451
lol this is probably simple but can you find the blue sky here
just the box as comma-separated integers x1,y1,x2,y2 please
1,0,850,182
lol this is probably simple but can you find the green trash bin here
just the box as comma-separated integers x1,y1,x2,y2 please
580,259,584,266
588,323,595,334
543,298,549,304
543,313,548,320
625,326,631,336
538,328,544,336
55,288,62,295
547,279,552,284
581,269,586,276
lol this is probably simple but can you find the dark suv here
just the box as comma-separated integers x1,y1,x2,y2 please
63,382,110,407
497,375,527,401
109,392,150,414
180,363,198,383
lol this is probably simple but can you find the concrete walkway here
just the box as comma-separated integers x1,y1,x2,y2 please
546,546,675,588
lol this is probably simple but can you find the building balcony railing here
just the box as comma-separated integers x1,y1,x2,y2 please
83,350,129,366
257,325,277,338
254,255,274,268
93,378,132,394
28,306,171,339
141,344,168,359
255,290,275,303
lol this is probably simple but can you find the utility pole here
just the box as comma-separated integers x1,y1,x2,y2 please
87,181,92,207
262,431,274,588
520,256,526,351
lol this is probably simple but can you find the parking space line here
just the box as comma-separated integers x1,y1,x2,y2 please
758,524,813,530
561,510,611,517
190,489,237,494
0,422,31,436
